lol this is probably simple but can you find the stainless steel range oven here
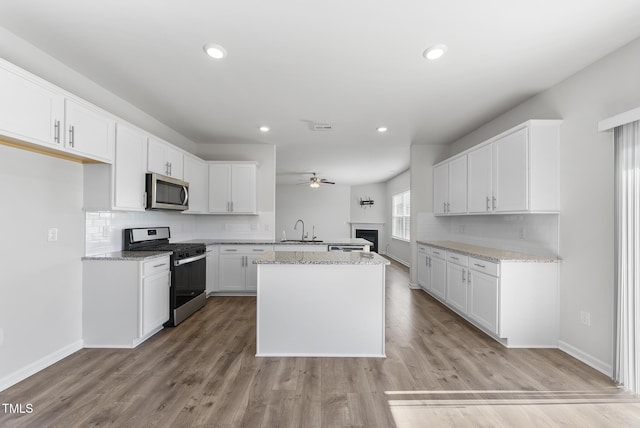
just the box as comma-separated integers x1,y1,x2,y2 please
124,227,206,326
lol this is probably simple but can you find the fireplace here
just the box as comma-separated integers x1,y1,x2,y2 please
355,229,378,253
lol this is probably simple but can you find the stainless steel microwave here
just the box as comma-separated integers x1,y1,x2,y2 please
145,173,189,211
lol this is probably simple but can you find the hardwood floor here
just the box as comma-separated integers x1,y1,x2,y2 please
2,260,640,427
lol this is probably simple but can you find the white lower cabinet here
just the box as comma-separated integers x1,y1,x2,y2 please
205,245,219,295
468,261,499,335
446,257,468,314
418,243,558,347
429,248,447,300
83,255,171,347
417,244,430,290
217,245,273,293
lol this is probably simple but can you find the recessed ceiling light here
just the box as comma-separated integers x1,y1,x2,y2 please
423,44,448,60
259,126,270,132
377,126,388,133
203,43,227,59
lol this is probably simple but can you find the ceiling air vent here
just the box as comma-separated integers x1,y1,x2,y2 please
312,123,332,131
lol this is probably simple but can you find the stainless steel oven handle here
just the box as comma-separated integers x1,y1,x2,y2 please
174,253,206,266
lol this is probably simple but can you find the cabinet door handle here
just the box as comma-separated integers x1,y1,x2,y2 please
54,120,61,143
68,125,75,147
225,249,237,252
153,263,168,268
486,196,491,211
468,271,472,284
462,269,466,282
474,263,486,268
443,202,446,213
492,196,497,210
450,256,459,260
252,249,264,252
231,201,234,212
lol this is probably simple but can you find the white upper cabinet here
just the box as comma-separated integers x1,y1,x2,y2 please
83,122,147,211
0,58,115,163
208,162,257,214
113,123,147,211
0,60,64,148
433,163,449,215
231,163,257,214
437,120,561,216
467,143,493,213
433,155,467,215
183,154,209,214
148,137,184,179
493,127,528,212
448,155,467,214
64,98,115,163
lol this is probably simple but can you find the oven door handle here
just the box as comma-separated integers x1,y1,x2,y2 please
174,253,206,267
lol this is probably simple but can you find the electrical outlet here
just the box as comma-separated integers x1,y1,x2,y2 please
47,227,58,242
580,311,591,326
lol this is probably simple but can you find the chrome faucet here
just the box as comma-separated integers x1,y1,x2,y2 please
294,219,306,241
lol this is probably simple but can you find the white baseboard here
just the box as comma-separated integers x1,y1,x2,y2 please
408,282,420,289
0,340,83,392
558,340,613,377
384,253,410,267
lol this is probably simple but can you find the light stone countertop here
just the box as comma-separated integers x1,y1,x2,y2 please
82,251,172,261
254,251,391,265
418,240,560,263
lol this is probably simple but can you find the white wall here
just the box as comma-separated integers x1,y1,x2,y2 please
276,184,351,241
409,145,448,285
350,183,387,252
385,170,411,265
437,36,640,374
0,145,84,390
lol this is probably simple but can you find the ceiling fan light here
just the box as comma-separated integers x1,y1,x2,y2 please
377,126,388,133
259,125,270,132
310,181,320,188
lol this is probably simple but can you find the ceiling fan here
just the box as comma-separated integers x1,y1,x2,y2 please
307,173,335,188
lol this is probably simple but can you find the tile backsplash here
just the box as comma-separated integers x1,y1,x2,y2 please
417,212,560,257
85,210,275,255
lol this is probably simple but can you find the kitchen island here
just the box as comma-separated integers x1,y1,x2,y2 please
254,251,390,357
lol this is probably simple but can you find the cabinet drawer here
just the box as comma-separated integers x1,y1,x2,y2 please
143,256,170,277
245,246,272,254
447,252,468,266
417,244,428,253
219,245,273,254
429,247,446,259
469,257,499,276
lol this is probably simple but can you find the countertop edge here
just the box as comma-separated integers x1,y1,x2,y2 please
82,251,173,262
417,240,560,263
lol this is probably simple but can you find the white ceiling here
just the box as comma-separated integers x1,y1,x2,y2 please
1,0,640,185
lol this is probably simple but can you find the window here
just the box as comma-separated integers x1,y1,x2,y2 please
392,190,410,241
